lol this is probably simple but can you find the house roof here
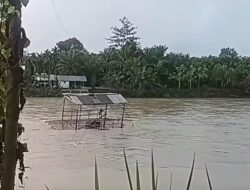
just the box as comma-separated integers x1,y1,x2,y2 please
57,75,87,82
34,74,87,82
66,93,127,105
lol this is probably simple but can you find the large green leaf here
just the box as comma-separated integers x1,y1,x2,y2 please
7,6,16,14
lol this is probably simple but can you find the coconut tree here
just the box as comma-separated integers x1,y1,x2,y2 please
212,64,227,87
169,64,187,90
56,49,83,75
186,64,197,90
192,61,208,88
81,53,102,89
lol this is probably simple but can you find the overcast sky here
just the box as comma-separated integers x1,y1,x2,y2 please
22,0,250,57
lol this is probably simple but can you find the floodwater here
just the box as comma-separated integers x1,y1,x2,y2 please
19,98,250,190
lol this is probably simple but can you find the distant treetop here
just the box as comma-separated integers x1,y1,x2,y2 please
219,48,238,59
56,37,87,52
106,17,140,48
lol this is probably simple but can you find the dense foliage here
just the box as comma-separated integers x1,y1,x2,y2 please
24,17,250,97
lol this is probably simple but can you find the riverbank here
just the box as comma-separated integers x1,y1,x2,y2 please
25,87,250,98
160,88,250,98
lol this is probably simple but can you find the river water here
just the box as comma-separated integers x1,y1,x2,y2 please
19,98,250,190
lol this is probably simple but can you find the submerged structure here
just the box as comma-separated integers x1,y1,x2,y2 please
48,93,132,130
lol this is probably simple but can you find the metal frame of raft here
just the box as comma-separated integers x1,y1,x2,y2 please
48,93,131,130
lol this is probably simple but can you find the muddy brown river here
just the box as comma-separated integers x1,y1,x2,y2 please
19,98,250,190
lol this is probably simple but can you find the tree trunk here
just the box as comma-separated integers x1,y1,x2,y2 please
2,70,20,190
138,83,142,96
221,80,224,88
91,73,96,90
198,78,200,89
178,80,181,90
43,67,46,86
48,66,51,88
189,78,192,90
1,1,22,189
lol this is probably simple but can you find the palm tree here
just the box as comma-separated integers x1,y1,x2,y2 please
192,61,208,88
81,53,102,89
212,64,227,87
169,64,187,90
196,66,208,88
56,49,83,75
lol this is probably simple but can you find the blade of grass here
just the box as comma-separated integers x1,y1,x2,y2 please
151,149,156,190
95,156,99,190
123,148,133,190
155,172,159,190
205,163,213,190
136,161,141,190
186,152,196,190
169,172,172,190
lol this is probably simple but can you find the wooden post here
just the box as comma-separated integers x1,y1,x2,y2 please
121,104,125,128
2,0,22,189
102,104,108,129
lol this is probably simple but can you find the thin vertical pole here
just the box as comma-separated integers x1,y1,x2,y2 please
62,97,66,121
121,104,125,128
102,104,108,129
79,105,82,128
70,111,73,127
75,105,79,130
88,110,90,119
79,105,82,122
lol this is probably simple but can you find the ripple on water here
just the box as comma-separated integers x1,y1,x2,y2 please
21,98,250,190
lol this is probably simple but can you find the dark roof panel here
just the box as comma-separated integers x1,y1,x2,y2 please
76,95,94,105
95,94,113,104
67,93,127,105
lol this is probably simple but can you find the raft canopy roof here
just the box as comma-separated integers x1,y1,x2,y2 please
65,93,128,106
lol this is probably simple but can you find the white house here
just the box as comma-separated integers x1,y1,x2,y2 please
57,75,87,89
34,74,87,89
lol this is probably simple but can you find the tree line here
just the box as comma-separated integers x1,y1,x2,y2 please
23,17,250,97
